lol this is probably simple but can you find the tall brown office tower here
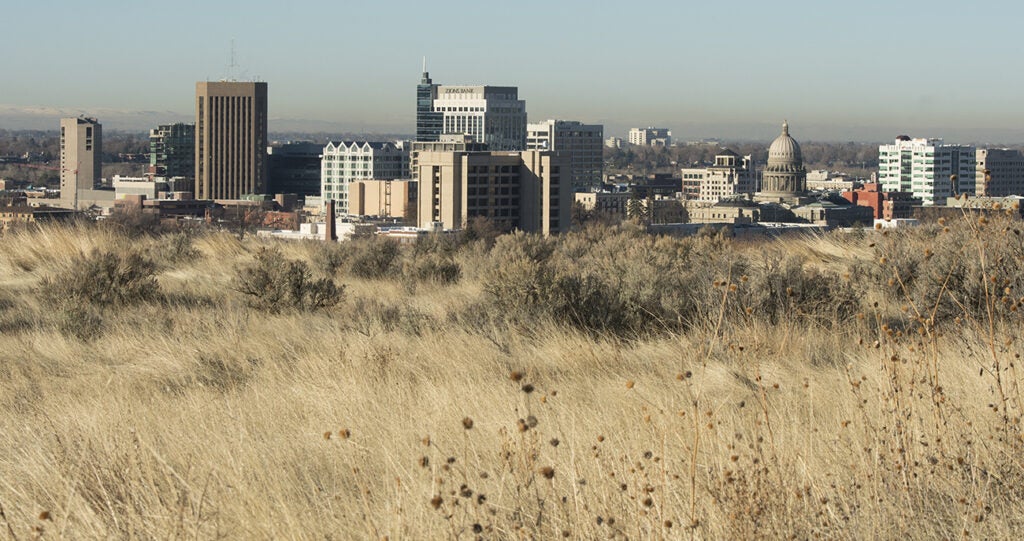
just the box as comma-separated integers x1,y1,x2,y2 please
194,81,268,199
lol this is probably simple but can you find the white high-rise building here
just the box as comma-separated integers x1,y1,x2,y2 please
878,137,975,206
628,127,672,147
432,85,526,150
527,120,603,189
321,141,409,215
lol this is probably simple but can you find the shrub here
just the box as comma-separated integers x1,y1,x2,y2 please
736,253,860,327
234,247,343,313
404,252,461,285
102,208,172,236
311,242,348,277
53,302,105,341
870,215,1024,323
41,249,161,307
146,230,201,267
348,237,401,279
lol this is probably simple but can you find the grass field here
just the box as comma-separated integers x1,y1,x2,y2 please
1,214,1023,539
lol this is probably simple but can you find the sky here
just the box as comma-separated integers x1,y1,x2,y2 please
3,0,1024,142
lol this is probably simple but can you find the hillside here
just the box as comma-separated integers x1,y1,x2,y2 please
1,215,1023,539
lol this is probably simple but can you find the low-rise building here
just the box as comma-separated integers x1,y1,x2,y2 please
841,183,919,220
806,170,858,191
680,148,755,203
686,199,760,225
605,137,624,149
574,191,630,218
0,197,74,230
350,179,417,220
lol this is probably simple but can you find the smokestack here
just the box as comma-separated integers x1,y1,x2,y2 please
325,200,337,241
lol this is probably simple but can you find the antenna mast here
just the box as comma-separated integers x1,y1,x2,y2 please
226,38,239,81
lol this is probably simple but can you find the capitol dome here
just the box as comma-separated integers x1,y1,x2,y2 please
767,120,802,165
759,120,806,198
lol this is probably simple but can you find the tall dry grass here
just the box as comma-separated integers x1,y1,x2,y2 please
1,214,1023,539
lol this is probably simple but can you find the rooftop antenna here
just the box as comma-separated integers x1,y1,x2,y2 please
224,38,239,81
422,56,426,73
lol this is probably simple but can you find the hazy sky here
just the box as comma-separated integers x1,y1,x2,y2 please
4,0,1024,142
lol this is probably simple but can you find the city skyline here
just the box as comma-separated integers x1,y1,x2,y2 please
4,0,1024,142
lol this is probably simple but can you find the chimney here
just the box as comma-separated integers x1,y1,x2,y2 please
325,200,337,241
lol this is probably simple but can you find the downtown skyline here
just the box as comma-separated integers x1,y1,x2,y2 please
4,0,1024,142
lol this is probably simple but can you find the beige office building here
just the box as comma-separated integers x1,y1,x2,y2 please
409,134,488,181
59,116,102,209
195,81,268,199
415,150,570,235
350,179,416,219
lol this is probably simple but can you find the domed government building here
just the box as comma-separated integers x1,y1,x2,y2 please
685,121,874,228
753,121,873,225
756,120,809,204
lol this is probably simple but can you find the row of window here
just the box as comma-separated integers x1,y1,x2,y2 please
468,165,513,174
468,187,518,196
467,198,517,207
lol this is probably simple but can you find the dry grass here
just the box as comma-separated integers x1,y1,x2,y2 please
1,216,1024,539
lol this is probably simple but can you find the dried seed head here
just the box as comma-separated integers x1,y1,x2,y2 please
510,371,524,382
625,380,635,389
521,383,535,394
430,495,443,509
462,417,474,430
540,466,555,479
